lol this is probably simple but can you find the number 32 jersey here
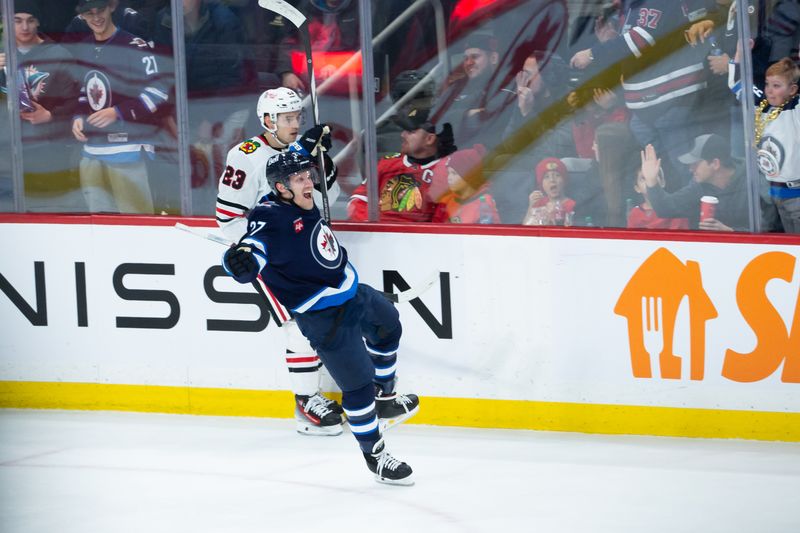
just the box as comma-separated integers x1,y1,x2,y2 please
216,134,340,243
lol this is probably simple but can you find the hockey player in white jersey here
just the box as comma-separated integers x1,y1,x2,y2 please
216,87,344,435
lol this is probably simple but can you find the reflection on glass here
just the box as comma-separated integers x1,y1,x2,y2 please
0,2,11,212
193,0,367,221
4,3,82,212
154,0,261,215
358,0,798,233
65,0,175,214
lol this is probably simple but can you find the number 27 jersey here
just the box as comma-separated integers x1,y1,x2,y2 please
216,134,341,243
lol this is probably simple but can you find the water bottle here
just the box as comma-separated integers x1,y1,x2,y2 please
708,35,723,57
553,199,564,226
478,195,493,224
584,216,594,227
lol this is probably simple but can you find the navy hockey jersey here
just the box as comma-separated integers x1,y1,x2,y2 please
73,28,169,162
592,0,709,111
235,193,358,313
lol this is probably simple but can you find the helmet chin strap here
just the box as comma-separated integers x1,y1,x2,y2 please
264,116,290,148
277,183,299,206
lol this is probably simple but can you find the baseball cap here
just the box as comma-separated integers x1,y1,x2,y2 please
678,134,730,164
76,0,111,13
394,107,435,133
463,31,497,52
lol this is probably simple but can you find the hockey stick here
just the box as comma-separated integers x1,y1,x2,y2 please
380,270,440,304
175,222,233,247
174,223,438,304
258,0,331,223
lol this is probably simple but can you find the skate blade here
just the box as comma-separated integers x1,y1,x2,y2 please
375,473,415,486
296,422,344,436
378,405,419,433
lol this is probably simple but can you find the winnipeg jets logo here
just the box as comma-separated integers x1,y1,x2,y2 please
757,136,784,178
84,70,111,111
310,220,342,269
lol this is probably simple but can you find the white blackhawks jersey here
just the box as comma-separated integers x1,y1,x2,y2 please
215,133,340,242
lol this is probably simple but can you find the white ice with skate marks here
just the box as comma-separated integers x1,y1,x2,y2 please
1,410,799,533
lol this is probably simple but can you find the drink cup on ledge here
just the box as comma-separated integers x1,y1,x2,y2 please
700,196,718,221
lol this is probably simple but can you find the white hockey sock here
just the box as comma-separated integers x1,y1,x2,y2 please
286,350,322,397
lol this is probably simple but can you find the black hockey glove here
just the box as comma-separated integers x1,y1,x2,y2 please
291,124,332,157
223,245,259,284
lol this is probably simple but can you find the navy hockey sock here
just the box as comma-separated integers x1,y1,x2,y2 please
342,383,380,453
366,344,397,396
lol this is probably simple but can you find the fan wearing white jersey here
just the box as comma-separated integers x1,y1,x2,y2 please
216,87,343,435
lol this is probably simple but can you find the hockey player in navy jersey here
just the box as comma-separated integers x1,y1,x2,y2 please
217,87,345,436
222,152,420,485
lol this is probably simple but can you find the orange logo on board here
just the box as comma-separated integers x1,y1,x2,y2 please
615,248,800,383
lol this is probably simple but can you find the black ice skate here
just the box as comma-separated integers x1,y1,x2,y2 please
316,394,344,416
295,393,343,436
375,390,419,432
364,439,414,486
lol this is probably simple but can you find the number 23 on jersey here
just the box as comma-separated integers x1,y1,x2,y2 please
222,166,246,190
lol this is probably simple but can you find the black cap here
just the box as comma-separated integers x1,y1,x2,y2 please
394,107,435,133
463,31,497,52
14,0,42,20
678,134,731,165
75,0,111,14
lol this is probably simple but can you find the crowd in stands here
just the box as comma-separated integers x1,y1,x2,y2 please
1,0,799,233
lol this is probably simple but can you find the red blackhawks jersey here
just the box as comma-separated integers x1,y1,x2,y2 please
347,153,443,222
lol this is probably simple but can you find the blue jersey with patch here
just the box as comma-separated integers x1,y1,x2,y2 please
240,193,358,313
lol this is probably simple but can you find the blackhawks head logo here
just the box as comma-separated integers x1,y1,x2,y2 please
239,140,261,154
379,174,423,213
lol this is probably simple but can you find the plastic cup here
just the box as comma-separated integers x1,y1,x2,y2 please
700,196,719,221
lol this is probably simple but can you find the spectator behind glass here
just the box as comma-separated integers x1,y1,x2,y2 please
490,51,577,224
153,0,256,203
734,57,800,232
71,0,169,214
522,157,576,226
0,0,82,211
565,3,628,159
764,0,800,65
60,0,149,43
347,106,456,222
432,144,500,224
627,151,689,229
376,69,437,158
433,31,513,152
571,0,711,189
643,136,749,231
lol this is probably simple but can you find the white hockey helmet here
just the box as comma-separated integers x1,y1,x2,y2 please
256,87,303,129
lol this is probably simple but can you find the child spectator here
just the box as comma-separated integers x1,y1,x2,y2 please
432,144,500,224
627,153,689,230
522,157,576,226
732,55,800,232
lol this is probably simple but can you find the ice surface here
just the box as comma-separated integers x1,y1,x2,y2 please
1,410,799,533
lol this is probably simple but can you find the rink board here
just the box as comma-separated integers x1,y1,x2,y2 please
1,217,799,441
